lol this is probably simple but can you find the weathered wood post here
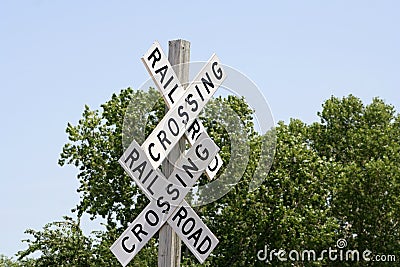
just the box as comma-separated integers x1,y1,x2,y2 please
158,39,190,267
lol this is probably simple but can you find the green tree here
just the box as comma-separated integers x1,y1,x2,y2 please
0,255,25,267
55,87,339,266
16,216,94,266
17,90,400,267
310,95,400,265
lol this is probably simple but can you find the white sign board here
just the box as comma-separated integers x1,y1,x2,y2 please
142,41,223,179
142,53,226,169
111,133,219,266
117,133,218,263
142,41,186,108
167,204,219,263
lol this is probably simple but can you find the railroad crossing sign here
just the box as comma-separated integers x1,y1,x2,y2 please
110,41,227,266
141,41,223,179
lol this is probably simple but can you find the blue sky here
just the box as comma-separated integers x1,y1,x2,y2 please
0,0,399,258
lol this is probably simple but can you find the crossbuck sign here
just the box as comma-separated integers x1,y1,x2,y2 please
110,41,226,266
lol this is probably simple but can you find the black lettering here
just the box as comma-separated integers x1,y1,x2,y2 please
155,65,168,83
168,84,178,104
145,209,159,226
121,236,135,253
132,224,148,242
177,105,189,124
188,228,203,247
183,158,198,178
195,85,204,102
148,143,160,162
142,169,153,183
163,75,174,89
208,156,219,172
201,72,214,94
148,47,161,68
182,218,195,235
147,175,158,195
157,130,171,151
166,183,180,200
124,148,139,169
186,93,199,112
197,236,212,254
187,119,201,141
157,196,170,214
132,161,146,180
212,61,223,80
168,117,179,136
171,206,187,227
174,173,187,187
195,144,209,161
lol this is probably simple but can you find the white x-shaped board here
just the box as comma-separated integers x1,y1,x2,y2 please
141,52,225,170
111,133,219,266
141,41,223,179
110,42,226,266
114,132,219,265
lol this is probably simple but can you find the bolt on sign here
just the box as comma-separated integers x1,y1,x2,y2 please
110,41,226,266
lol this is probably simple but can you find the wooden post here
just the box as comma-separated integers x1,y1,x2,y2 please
158,39,190,267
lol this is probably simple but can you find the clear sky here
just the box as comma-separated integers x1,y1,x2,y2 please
0,0,399,258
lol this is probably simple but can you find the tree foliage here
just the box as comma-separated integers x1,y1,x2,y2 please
16,90,400,266
310,96,400,263
16,217,94,266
